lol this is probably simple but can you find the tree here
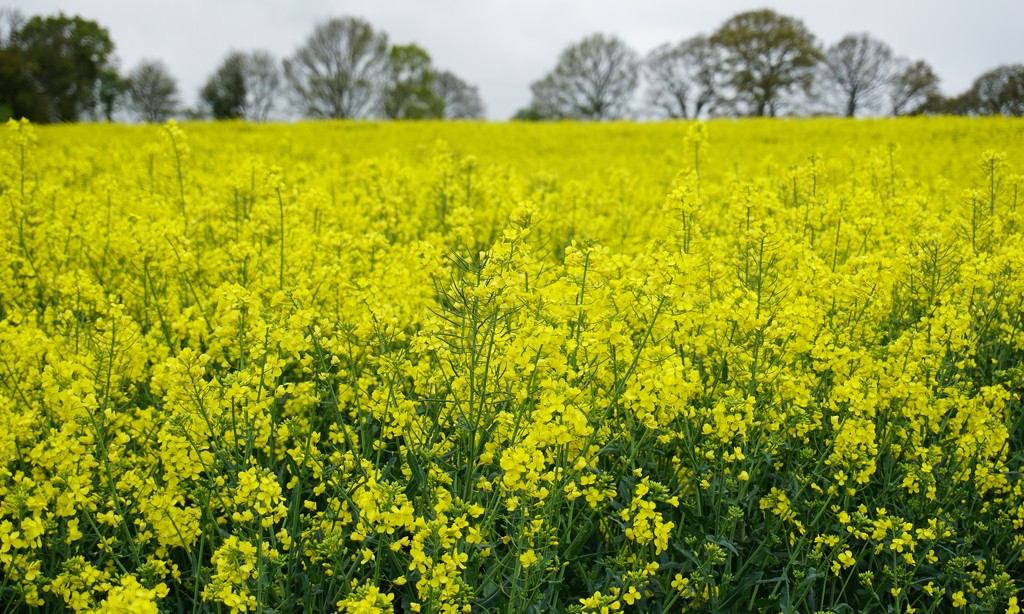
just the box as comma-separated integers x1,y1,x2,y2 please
0,7,24,48
889,59,940,116
909,91,962,115
0,9,38,121
511,105,548,121
383,44,442,119
125,59,179,123
959,64,1024,117
201,50,282,121
284,16,389,119
643,35,719,119
244,51,281,121
6,12,118,122
528,33,640,120
433,70,484,119
710,9,822,117
94,65,124,121
201,52,247,119
0,49,43,121
819,33,895,117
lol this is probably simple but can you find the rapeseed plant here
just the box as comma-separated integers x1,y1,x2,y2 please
0,117,1022,612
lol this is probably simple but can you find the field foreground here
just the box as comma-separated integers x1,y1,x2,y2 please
1,118,1023,612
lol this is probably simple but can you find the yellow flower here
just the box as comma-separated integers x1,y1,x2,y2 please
519,549,539,568
622,585,641,605
952,591,967,608
839,550,855,566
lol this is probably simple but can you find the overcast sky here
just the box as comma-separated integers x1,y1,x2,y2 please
10,0,1024,119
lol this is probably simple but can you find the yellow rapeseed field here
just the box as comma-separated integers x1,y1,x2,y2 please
1,117,1023,613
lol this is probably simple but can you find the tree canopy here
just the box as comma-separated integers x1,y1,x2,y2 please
819,33,895,117
3,12,117,122
711,9,823,117
433,70,485,119
960,64,1024,117
125,59,179,123
200,50,281,121
643,35,719,119
889,59,941,116
383,44,442,119
284,16,389,119
201,52,247,120
528,33,640,120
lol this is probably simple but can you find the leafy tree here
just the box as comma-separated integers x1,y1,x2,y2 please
201,50,282,121
6,12,118,122
959,64,1024,117
528,33,640,120
381,45,483,121
0,9,37,122
511,105,548,121
95,65,125,121
819,33,895,117
912,91,970,115
433,70,485,119
125,59,179,123
643,35,719,119
710,9,822,117
284,16,389,119
383,44,442,119
889,59,940,116
201,52,247,119
0,49,43,121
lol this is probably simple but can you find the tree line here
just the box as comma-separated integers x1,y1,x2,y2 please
519,9,1024,120
0,10,484,123
1,7,1021,123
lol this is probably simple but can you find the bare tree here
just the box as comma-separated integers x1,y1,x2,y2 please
0,6,25,48
125,59,178,123
284,16,388,119
889,58,940,116
433,70,485,119
819,33,895,117
244,50,281,121
710,9,822,117
643,34,719,119
528,33,640,120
